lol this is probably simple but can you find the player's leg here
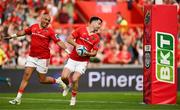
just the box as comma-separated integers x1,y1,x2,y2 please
37,73,56,84
9,56,36,105
9,67,35,105
70,72,81,106
56,67,72,96
56,58,75,96
36,58,56,84
61,67,71,85
36,58,70,93
70,60,87,106
68,73,73,88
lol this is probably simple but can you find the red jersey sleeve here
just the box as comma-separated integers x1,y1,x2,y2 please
24,25,33,35
49,28,61,43
71,28,80,39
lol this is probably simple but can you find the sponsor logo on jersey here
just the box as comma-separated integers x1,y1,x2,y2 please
32,33,48,39
80,37,93,45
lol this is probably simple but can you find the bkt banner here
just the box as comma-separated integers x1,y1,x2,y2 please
0,68,179,93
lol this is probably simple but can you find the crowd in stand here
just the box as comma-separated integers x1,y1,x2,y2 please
0,0,179,67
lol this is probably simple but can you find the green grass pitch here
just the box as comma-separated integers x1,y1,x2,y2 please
0,92,180,110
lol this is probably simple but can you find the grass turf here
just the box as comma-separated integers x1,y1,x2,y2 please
0,92,179,110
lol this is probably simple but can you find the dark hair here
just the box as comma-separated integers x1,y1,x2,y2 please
89,16,103,23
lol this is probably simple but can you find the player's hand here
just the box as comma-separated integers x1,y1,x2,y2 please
75,44,82,49
82,51,89,57
0,36,10,41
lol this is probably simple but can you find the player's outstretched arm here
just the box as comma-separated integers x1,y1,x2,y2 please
66,35,78,47
57,41,70,54
5,30,26,40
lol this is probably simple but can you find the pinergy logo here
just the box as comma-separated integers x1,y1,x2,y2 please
156,32,175,84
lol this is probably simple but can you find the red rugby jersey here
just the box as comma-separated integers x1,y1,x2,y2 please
25,24,60,59
69,26,100,61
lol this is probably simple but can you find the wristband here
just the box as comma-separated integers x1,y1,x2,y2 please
65,49,70,54
11,34,17,38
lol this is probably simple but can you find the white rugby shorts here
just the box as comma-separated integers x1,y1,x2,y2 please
25,56,49,74
64,58,88,74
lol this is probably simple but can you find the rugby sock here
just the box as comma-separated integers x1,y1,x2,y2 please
16,89,24,99
71,90,77,97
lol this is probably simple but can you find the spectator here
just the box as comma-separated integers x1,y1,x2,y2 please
117,44,132,64
0,44,8,68
103,45,119,64
0,0,147,66
116,12,128,33
50,52,63,66
0,42,11,86
58,6,70,24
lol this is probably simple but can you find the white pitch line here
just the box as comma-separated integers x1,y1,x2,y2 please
0,97,140,104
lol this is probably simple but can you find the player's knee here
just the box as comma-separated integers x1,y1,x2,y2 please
23,72,31,80
72,78,78,83
61,74,68,79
